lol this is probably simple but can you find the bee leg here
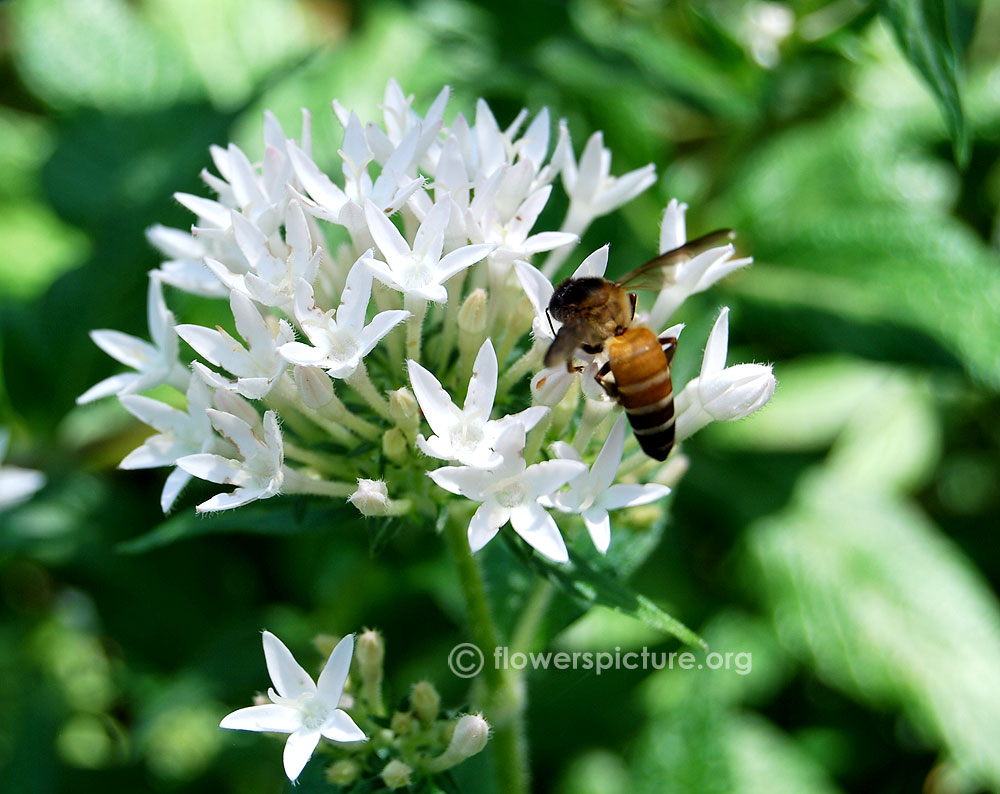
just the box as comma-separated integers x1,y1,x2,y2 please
594,361,618,399
629,292,637,320
658,336,678,364
545,309,556,338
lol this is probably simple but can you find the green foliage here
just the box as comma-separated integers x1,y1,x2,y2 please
878,0,980,166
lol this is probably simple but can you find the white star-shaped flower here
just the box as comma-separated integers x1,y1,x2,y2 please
513,247,609,405
364,199,494,303
543,416,671,553
119,376,225,512
646,199,753,329
279,257,410,380
561,130,656,222
220,631,366,782
176,291,294,400
429,423,586,563
78,278,189,404
204,203,321,312
176,409,285,512
0,429,45,511
408,338,548,467
674,307,776,441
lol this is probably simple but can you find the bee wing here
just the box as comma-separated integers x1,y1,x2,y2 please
543,323,586,368
615,229,736,290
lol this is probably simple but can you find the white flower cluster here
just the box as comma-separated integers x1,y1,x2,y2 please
79,80,775,562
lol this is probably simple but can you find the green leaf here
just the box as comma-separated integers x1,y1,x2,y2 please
749,482,1000,789
878,0,980,166
510,538,706,649
117,500,353,554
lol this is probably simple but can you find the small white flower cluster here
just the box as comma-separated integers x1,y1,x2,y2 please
80,80,775,562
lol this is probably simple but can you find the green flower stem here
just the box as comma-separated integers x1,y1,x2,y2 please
498,339,544,397
282,441,356,479
435,269,468,365
321,389,382,441
510,579,555,654
444,510,530,794
405,295,428,363
347,364,393,422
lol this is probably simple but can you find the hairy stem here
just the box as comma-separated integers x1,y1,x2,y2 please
444,511,530,794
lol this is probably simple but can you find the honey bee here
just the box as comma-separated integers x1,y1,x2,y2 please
545,229,736,461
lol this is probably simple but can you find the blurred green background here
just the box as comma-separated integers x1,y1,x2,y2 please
2,0,1000,792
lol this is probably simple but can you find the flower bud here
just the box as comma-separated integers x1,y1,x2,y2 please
388,387,420,434
348,479,391,516
424,713,491,772
326,759,361,786
448,713,489,760
390,710,416,735
410,680,441,725
356,628,385,712
382,428,409,465
457,289,487,335
294,364,334,408
380,759,412,789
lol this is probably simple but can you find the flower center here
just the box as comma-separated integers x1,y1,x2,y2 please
401,257,433,289
326,328,361,361
494,479,527,509
299,694,330,731
448,421,484,452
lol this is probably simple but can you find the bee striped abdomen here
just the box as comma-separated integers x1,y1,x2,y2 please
607,326,674,461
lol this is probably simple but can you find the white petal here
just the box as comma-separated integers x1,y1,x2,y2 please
428,465,491,501
364,200,411,266
279,341,330,368
513,261,554,334
468,500,507,552
524,459,588,500
287,142,348,215
317,634,353,704
581,507,611,554
437,243,494,282
263,631,317,699
572,244,609,279
196,487,266,512
464,339,498,421
283,730,320,782
358,310,410,358
175,453,247,486
321,710,367,743
602,483,671,510
119,394,185,434
509,503,568,563
407,360,461,439
160,467,191,512
90,330,157,370
337,257,376,332
701,307,730,377
0,467,45,509
590,415,627,492
220,704,300,734
77,373,138,404
659,199,688,252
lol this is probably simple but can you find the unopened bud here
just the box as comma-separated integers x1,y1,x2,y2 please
448,713,489,760
348,479,391,516
457,289,488,335
382,428,409,464
326,759,361,786
294,364,334,408
424,713,491,772
313,634,340,658
388,387,420,434
357,628,385,714
390,710,416,735
410,680,441,725
380,759,412,789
